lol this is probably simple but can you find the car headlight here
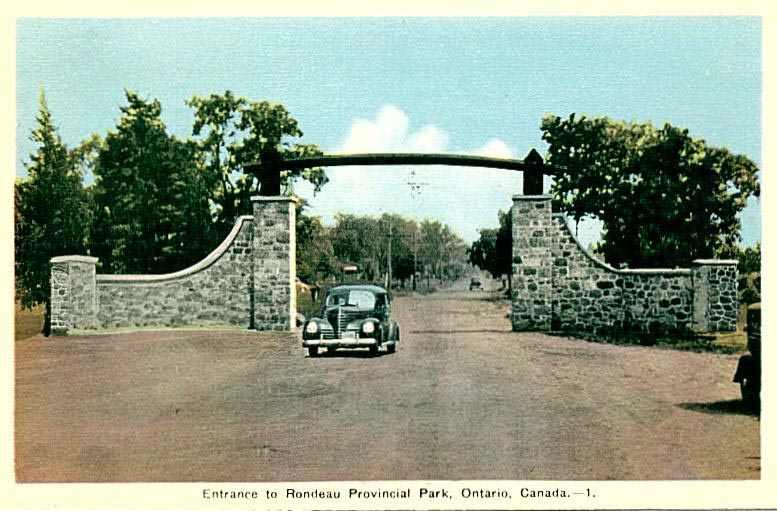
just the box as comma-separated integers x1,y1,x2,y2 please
305,322,319,334
361,321,375,334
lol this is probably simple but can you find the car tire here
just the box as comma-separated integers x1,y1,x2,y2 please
740,378,759,405
308,346,319,357
387,342,396,354
326,346,337,355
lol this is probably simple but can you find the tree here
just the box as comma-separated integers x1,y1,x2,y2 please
330,213,467,288
330,213,383,281
91,90,214,274
468,209,512,290
296,204,338,285
187,91,327,237
541,114,760,268
15,88,92,335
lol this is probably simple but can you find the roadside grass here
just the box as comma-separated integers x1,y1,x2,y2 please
15,302,44,341
548,328,747,354
297,291,320,318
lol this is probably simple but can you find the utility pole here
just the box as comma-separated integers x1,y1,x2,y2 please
387,219,393,291
413,228,418,291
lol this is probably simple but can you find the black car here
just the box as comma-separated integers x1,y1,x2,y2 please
734,303,760,405
301,284,400,357
469,277,483,291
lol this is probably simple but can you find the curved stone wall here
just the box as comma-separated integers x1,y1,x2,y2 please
49,196,298,334
96,216,254,328
553,215,694,334
511,195,737,335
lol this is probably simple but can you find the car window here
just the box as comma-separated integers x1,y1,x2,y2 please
326,290,376,309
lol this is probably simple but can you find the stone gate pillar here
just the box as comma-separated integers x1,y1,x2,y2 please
251,196,297,332
49,255,99,335
692,259,738,332
511,194,554,331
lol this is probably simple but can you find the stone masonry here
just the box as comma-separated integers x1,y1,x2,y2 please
50,256,99,334
95,216,254,329
692,260,739,332
49,196,297,335
511,195,555,331
252,196,297,331
50,190,736,336
511,194,738,335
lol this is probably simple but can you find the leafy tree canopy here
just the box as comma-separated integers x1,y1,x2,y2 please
541,113,759,268
91,90,214,274
187,91,327,235
468,209,512,288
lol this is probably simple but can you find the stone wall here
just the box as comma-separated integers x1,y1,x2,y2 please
252,196,297,331
50,256,99,334
692,260,739,332
511,195,738,335
49,196,297,334
50,189,735,337
96,216,254,329
511,195,555,331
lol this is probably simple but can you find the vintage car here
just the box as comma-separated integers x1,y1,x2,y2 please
469,277,483,291
734,303,761,404
302,284,400,357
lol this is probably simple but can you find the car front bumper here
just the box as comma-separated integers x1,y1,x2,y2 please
303,334,377,348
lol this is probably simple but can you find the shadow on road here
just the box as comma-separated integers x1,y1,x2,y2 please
409,329,510,335
677,399,760,418
309,350,394,359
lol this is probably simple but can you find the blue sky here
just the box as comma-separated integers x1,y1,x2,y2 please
15,16,762,246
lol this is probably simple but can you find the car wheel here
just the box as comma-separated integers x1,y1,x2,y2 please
369,344,379,356
741,378,759,404
308,346,319,357
387,342,396,354
326,346,337,355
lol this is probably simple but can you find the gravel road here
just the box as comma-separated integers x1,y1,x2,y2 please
15,287,759,482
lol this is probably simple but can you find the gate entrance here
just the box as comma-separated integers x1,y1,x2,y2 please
49,152,738,336
244,150,551,196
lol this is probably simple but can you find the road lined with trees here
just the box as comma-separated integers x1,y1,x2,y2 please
15,90,760,334
15,89,471,333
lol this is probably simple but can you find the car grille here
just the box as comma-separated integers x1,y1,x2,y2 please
327,307,368,337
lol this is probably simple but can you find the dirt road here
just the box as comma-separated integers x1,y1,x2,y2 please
15,288,759,482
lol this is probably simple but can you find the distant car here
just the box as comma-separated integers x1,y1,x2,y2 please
734,303,760,405
469,278,483,291
301,284,400,357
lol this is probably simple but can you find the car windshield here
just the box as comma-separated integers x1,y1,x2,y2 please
325,290,376,309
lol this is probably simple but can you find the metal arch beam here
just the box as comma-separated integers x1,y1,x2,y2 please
244,150,552,195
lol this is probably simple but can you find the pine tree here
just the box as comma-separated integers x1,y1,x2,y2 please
15,88,92,335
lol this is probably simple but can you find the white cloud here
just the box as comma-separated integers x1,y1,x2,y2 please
472,139,514,159
296,105,527,242
338,105,448,153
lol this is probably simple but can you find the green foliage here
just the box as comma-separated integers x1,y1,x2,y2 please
541,114,760,268
186,91,327,237
15,88,92,333
329,213,468,287
296,204,338,285
91,90,214,274
469,210,512,286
